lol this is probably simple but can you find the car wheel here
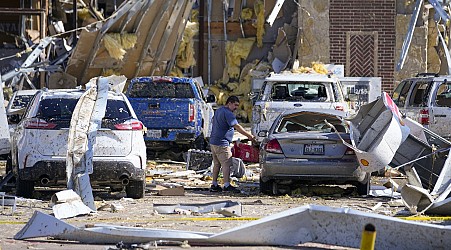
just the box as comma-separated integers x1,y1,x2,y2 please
16,178,34,198
259,178,273,194
125,180,145,199
272,181,280,196
193,133,207,150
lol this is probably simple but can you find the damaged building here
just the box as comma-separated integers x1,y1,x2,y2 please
1,1,451,120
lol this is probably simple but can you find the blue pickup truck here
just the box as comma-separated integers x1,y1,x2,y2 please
125,76,214,151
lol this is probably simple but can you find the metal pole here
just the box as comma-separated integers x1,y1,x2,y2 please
207,0,212,85
73,0,77,46
222,0,227,66
198,0,204,78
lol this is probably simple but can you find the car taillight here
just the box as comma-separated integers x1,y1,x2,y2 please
24,118,57,129
419,108,429,125
114,119,143,130
264,139,283,154
189,104,195,122
335,105,345,111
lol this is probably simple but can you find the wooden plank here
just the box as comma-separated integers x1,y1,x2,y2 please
148,0,186,74
204,21,257,36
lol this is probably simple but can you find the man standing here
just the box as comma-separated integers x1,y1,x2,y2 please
209,96,256,193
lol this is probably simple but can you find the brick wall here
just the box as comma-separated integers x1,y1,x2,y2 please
330,0,396,92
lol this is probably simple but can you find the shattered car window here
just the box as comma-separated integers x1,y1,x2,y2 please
11,95,34,109
276,112,345,133
36,98,131,128
128,82,195,98
435,82,451,107
270,82,328,102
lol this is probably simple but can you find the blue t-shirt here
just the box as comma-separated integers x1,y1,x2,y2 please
209,106,238,146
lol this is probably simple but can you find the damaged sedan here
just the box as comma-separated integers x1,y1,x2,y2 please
259,109,370,196
9,88,147,198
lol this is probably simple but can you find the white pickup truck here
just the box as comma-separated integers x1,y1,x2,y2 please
251,72,349,142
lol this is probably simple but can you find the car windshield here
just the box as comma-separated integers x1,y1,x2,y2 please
270,82,329,102
275,112,346,133
11,95,34,109
128,81,195,98
36,98,131,126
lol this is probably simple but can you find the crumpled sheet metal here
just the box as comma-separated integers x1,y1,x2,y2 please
153,200,242,217
51,190,94,219
344,92,410,173
15,205,451,249
66,75,127,211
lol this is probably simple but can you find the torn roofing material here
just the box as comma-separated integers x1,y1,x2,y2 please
66,0,195,84
15,205,451,249
153,200,242,216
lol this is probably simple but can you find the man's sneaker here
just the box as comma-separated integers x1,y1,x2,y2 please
223,185,241,193
209,184,222,192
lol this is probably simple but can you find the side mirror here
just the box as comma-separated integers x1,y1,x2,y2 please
206,95,216,103
258,130,268,137
346,93,358,102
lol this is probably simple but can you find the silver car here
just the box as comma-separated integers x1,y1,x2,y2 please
259,109,369,195
10,89,147,199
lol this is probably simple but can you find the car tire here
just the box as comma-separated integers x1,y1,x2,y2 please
125,180,145,199
193,133,207,150
271,181,280,196
16,178,34,198
259,178,273,195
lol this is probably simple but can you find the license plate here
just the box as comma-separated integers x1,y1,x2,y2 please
146,129,162,138
304,144,324,155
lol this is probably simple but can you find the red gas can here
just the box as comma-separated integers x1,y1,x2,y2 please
232,140,259,163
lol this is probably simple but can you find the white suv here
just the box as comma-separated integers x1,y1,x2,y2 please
10,89,147,198
252,72,349,141
392,73,451,139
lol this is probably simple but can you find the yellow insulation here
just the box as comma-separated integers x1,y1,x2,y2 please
103,34,126,60
176,21,199,69
78,8,91,20
254,0,265,48
292,62,328,75
225,38,255,79
209,85,230,106
312,62,328,74
241,8,253,20
120,32,137,50
102,68,121,76
169,67,184,77
102,32,137,60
